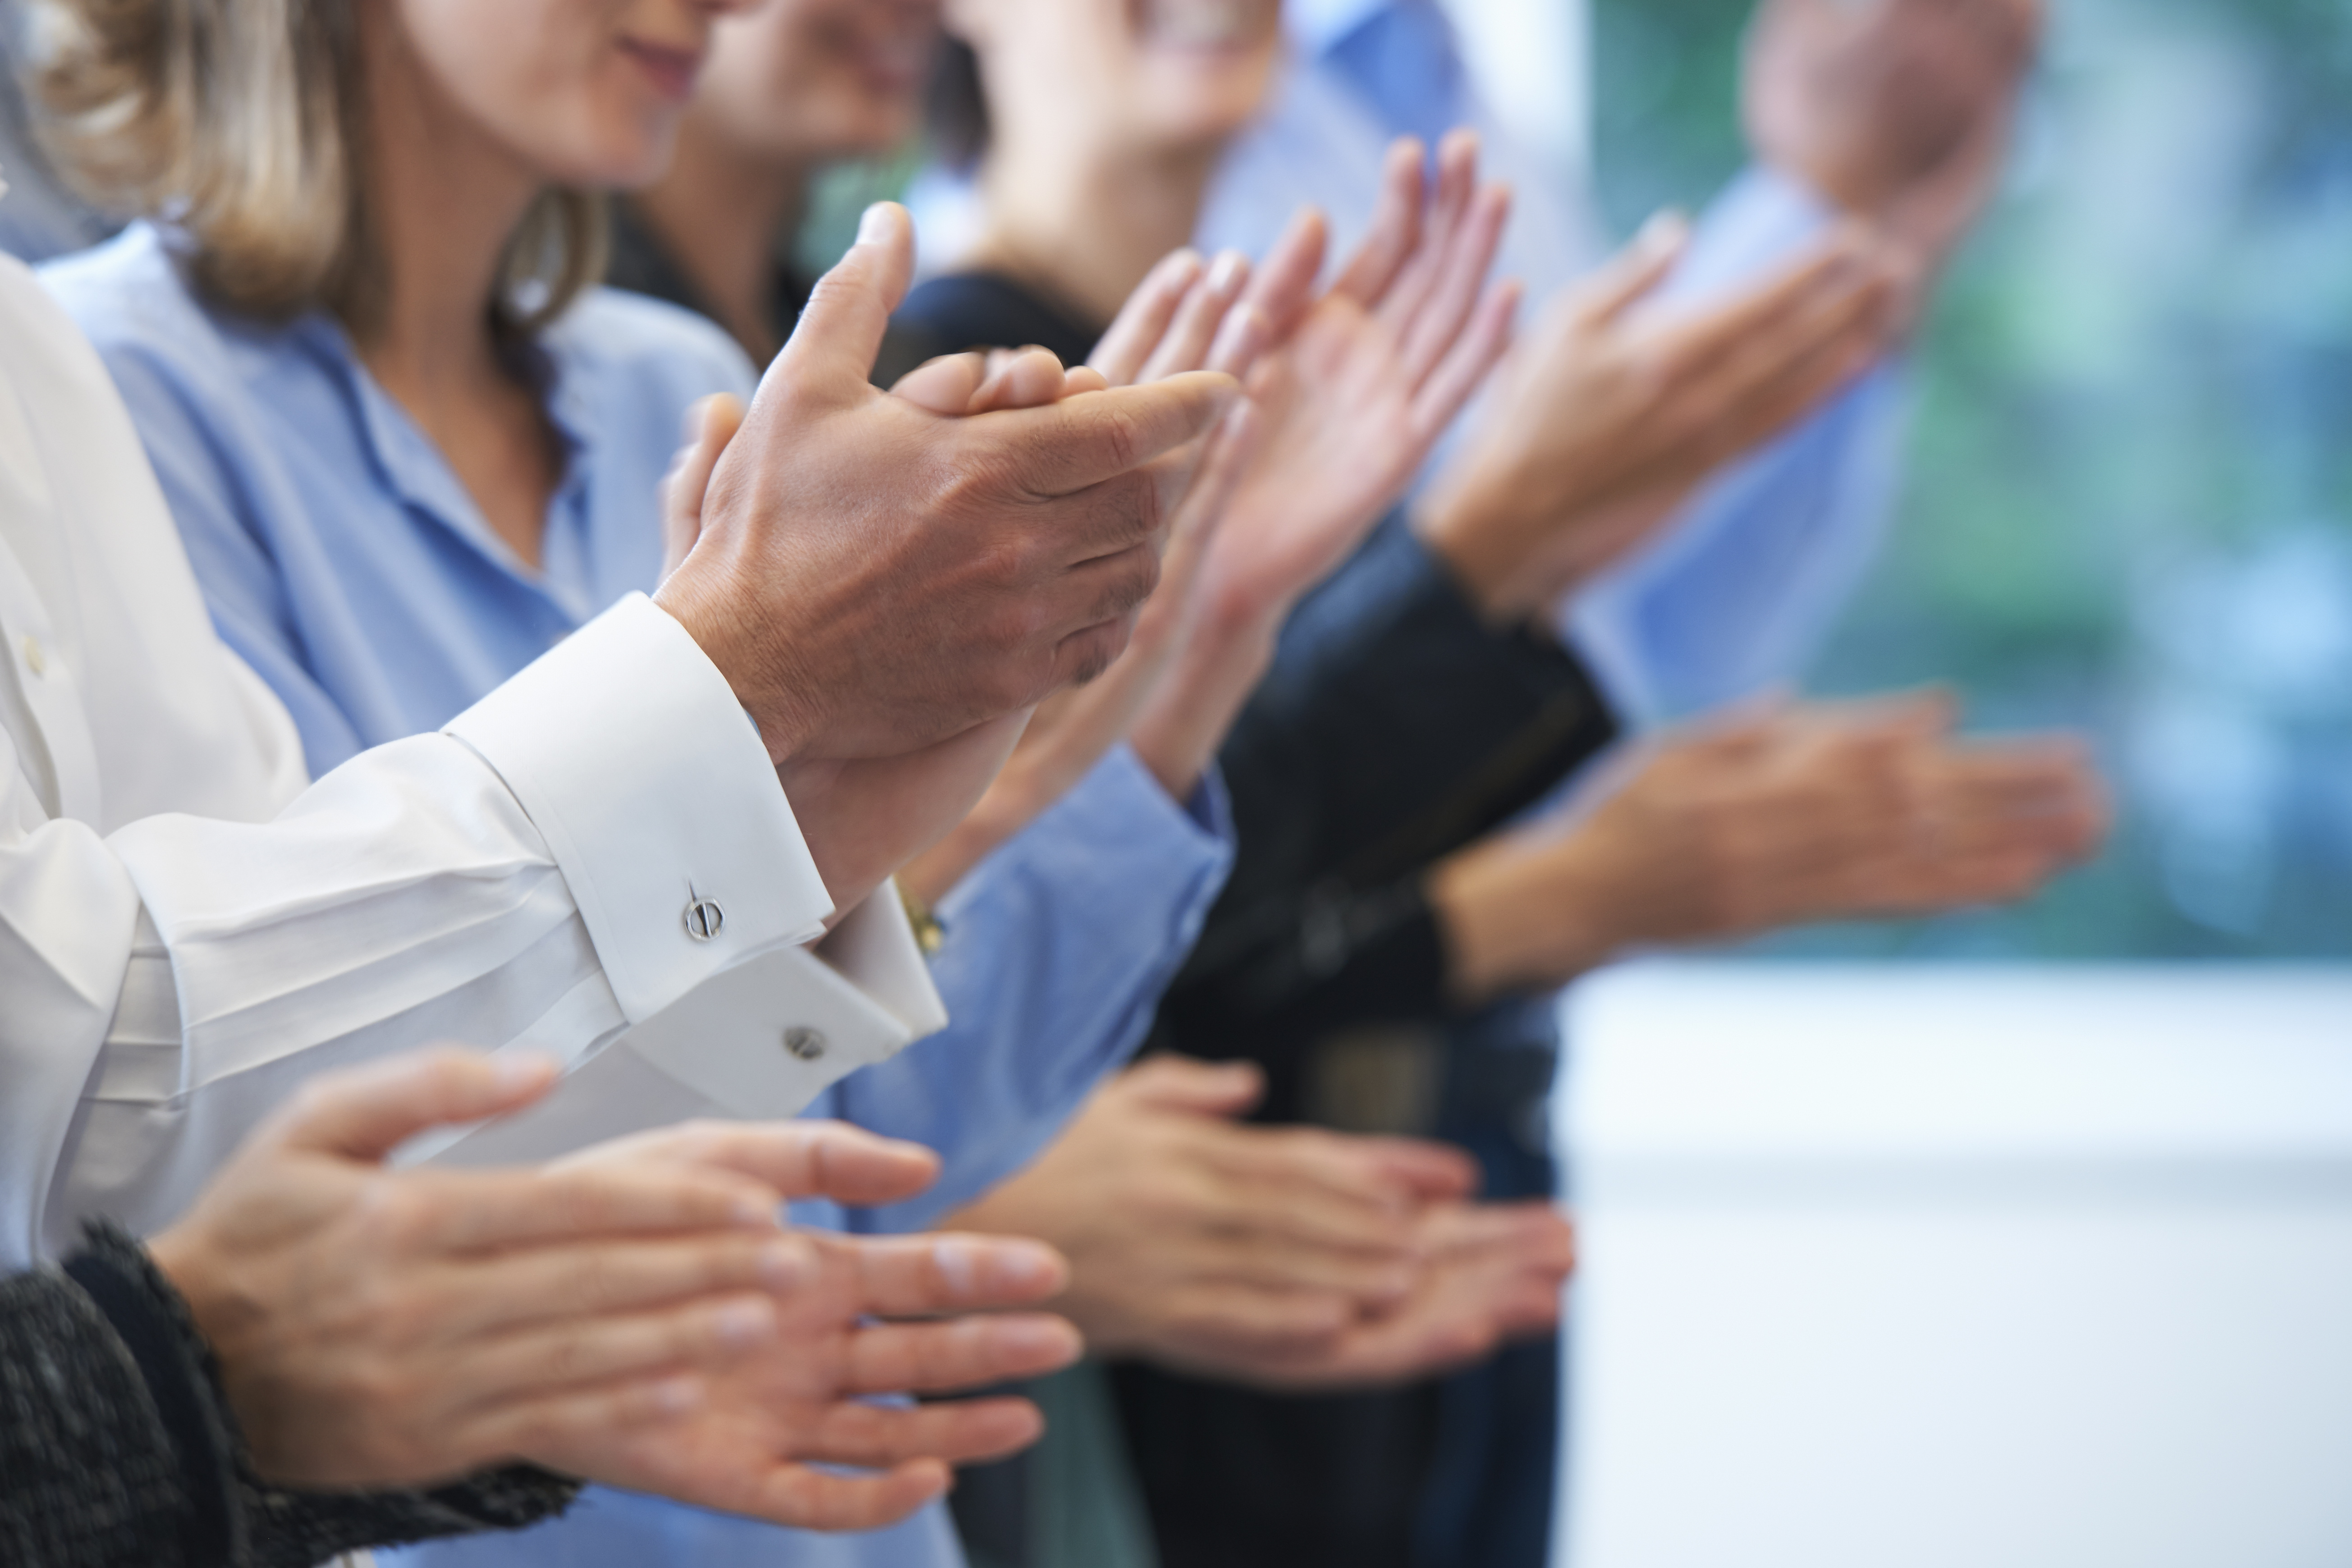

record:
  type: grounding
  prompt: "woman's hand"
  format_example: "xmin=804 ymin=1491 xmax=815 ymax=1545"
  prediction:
xmin=949 ymin=1055 xmax=1572 ymax=1390
xmin=148 ymin=1049 xmax=1079 ymax=1531
xmin=1416 ymin=215 xmax=1902 ymax=621
xmin=1430 ymin=693 xmax=2111 ymax=1002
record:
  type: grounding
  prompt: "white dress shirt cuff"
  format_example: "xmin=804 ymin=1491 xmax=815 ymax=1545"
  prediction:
xmin=444 ymin=591 xmax=832 ymax=1024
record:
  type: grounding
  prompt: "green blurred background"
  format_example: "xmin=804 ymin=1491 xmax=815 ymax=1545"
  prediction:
xmin=1593 ymin=0 xmax=2352 ymax=959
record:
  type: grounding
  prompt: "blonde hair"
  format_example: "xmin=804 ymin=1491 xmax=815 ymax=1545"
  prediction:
xmin=22 ymin=0 xmax=605 ymax=335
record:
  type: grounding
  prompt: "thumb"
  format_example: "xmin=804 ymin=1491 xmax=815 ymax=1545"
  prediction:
xmin=1120 ymin=1054 xmax=1267 ymax=1118
xmin=777 ymin=202 xmax=917 ymax=389
xmin=1573 ymin=209 xmax=1689 ymax=328
xmin=272 ymin=1047 xmax=560 ymax=1164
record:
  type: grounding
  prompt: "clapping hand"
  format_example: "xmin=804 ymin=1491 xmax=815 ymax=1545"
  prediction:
xmin=150 ymin=1050 xmax=1080 ymax=1530
xmin=949 ymin=1055 xmax=1573 ymax=1391
xmin=1432 ymin=692 xmax=2109 ymax=1001
xmin=1417 ymin=213 xmax=1900 ymax=620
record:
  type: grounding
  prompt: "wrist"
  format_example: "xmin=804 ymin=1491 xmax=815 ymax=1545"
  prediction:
xmin=1427 ymin=832 xmax=1619 ymax=1004
xmin=653 ymin=567 xmax=819 ymax=765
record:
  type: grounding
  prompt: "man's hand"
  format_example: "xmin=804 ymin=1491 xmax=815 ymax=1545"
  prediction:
xmin=149 ymin=1050 xmax=1081 ymax=1532
xmin=1415 ymin=216 xmax=1898 ymax=620
xmin=653 ymin=201 xmax=1237 ymax=766
xmin=949 ymin=1056 xmax=1483 ymax=1369
xmin=1430 ymin=692 xmax=2110 ymax=1003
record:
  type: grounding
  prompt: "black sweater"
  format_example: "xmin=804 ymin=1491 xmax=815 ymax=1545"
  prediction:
xmin=0 ymin=1224 xmax=577 ymax=1568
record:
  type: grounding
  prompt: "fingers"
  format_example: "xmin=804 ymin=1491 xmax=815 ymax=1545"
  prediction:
xmin=414 ymin=1162 xmax=789 ymax=1253
xmin=1569 ymin=210 xmax=1690 ymax=328
xmin=1090 ymin=248 xmax=1207 ymax=386
xmin=273 ymin=1048 xmax=560 ymax=1163
xmin=890 ymin=351 xmax=990 ymax=414
xmin=1330 ymin=136 xmax=1426 ymax=307
xmin=841 ymin=1312 xmax=1082 ymax=1398
xmin=1139 ymin=251 xmax=1252 ymax=383
xmin=1373 ymin=128 xmax=1480 ymax=331
xmin=778 ymin=202 xmax=917 ymax=390
xmin=743 ymin=1460 xmax=956 ymax=1535
xmin=1395 ymin=180 xmax=1514 ymax=392
xmin=966 ymin=347 xmax=1073 ymax=414
xmin=1409 ymin=277 xmax=1522 ymax=444
xmin=581 ymin=1120 xmax=944 ymax=1208
xmin=994 ymin=371 xmax=1238 ymax=500
xmin=1213 ymin=208 xmax=1329 ymax=374
xmin=1117 ymin=1054 xmax=1268 ymax=1117
xmin=1350 ymin=1137 xmax=1483 ymax=1203
xmin=836 ymin=1232 xmax=1069 ymax=1318
xmin=805 ymin=1397 xmax=1049 ymax=1472
xmin=660 ymin=394 xmax=744 ymax=582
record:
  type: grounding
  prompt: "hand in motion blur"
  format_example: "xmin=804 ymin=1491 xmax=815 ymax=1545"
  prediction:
xmin=1747 ymin=0 xmax=2043 ymax=306
xmin=1431 ymin=692 xmax=2110 ymax=1003
xmin=150 ymin=1048 xmax=1078 ymax=1532
xmin=900 ymin=133 xmax=1519 ymax=900
xmin=1416 ymin=214 xmax=1898 ymax=621
xmin=652 ymin=202 xmax=1236 ymax=909
xmin=949 ymin=1055 xmax=1573 ymax=1390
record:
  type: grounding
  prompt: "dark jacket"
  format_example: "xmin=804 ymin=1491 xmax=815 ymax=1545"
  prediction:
xmin=0 ymin=1224 xmax=576 ymax=1568
xmin=894 ymin=269 xmax=1615 ymax=1568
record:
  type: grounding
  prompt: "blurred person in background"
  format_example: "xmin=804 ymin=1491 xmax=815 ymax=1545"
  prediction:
xmin=900 ymin=0 xmax=2099 ymax=1565
xmin=5 ymin=1047 xmax=1083 ymax=1566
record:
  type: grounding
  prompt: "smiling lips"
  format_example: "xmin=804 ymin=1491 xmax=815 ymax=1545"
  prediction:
xmin=619 ymin=37 xmax=706 ymax=102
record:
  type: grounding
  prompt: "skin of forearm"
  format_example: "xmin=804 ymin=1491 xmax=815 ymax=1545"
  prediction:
xmin=1425 ymin=830 xmax=1628 ymax=1007
xmin=1128 ymin=588 xmax=1281 ymax=801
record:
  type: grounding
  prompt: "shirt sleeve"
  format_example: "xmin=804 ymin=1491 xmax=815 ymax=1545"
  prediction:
xmin=1564 ymin=165 xmax=1912 ymax=721
xmin=802 ymin=743 xmax=1237 ymax=1235
xmin=31 ymin=595 xmax=876 ymax=1255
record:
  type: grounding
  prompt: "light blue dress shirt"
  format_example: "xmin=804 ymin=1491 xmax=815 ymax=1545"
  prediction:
xmin=42 ymin=221 xmax=1233 ymax=1568
xmin=1196 ymin=0 xmax=1909 ymax=722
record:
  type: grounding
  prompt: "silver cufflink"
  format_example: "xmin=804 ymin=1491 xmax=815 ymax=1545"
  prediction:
xmin=683 ymin=888 xmax=725 ymax=942
xmin=783 ymin=1027 xmax=827 ymax=1062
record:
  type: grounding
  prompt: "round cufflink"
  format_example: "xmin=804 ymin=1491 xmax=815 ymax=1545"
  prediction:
xmin=683 ymin=894 xmax=725 ymax=942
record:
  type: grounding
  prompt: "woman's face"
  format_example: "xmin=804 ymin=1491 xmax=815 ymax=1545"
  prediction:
xmin=963 ymin=0 xmax=1285 ymax=159
xmin=391 ymin=0 xmax=747 ymax=188
xmin=694 ymin=0 xmax=941 ymax=169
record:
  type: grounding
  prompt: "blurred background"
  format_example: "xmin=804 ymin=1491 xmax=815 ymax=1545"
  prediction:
xmin=1585 ymin=0 xmax=2352 ymax=962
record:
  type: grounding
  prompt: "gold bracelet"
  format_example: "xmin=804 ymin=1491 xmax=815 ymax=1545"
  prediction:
xmin=898 ymin=883 xmax=947 ymax=958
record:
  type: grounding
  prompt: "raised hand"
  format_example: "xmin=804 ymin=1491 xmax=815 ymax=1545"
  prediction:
xmin=1430 ymin=692 xmax=2109 ymax=1003
xmin=653 ymin=201 xmax=1237 ymax=766
xmin=1416 ymin=215 xmax=1900 ymax=620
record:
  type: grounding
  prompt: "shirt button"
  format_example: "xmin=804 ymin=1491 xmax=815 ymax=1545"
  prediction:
xmin=21 ymin=635 xmax=45 ymax=678
xmin=783 ymin=1027 xmax=827 ymax=1062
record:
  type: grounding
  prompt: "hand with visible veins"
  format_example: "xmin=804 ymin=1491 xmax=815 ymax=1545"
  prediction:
xmin=651 ymin=202 xmax=1237 ymax=912
xmin=148 ymin=1050 xmax=1081 ymax=1531
xmin=1415 ymin=213 xmax=1901 ymax=622
xmin=1429 ymin=692 xmax=2110 ymax=1004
